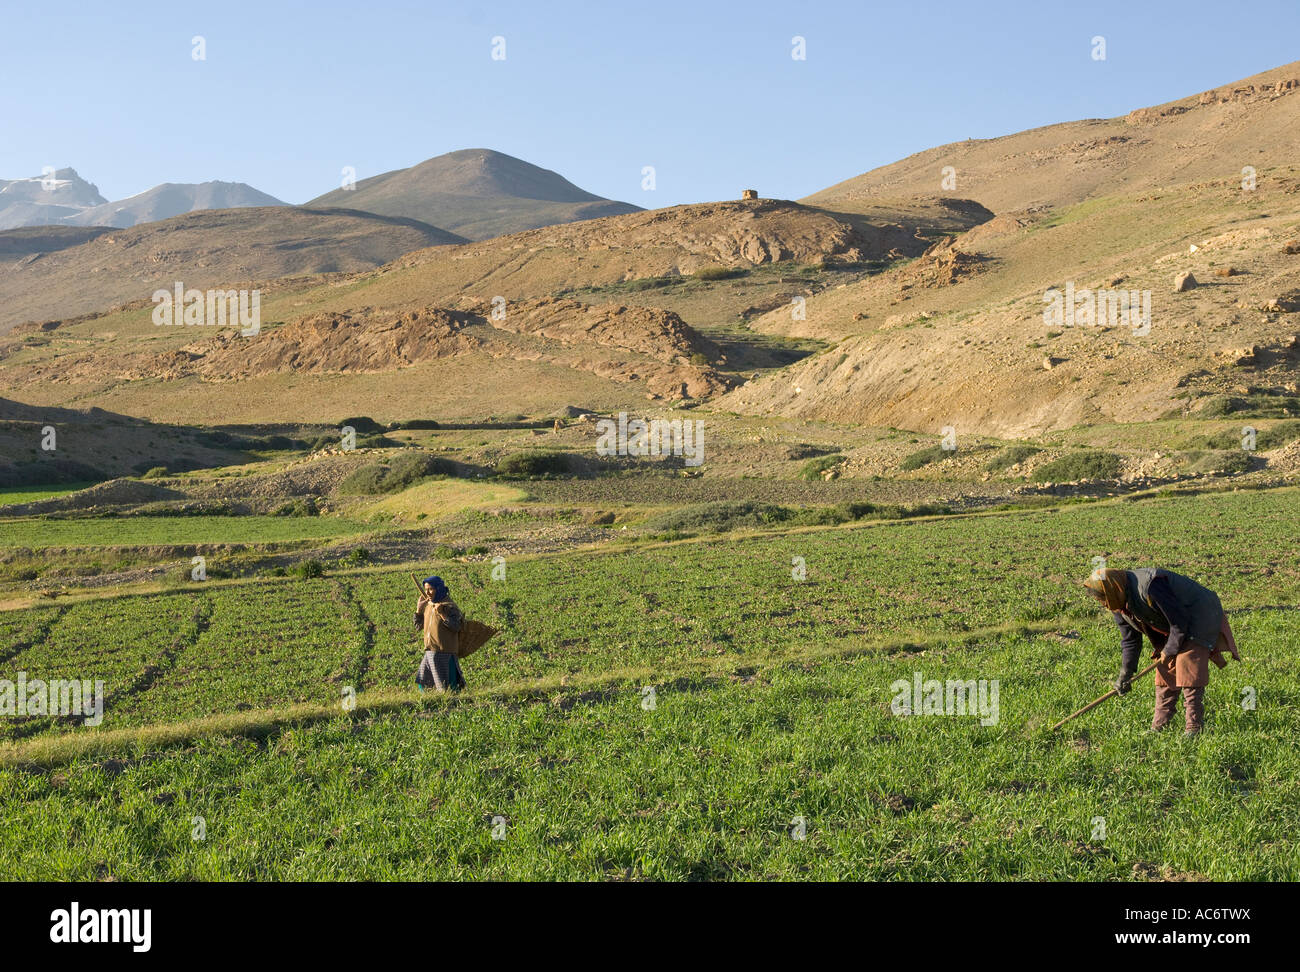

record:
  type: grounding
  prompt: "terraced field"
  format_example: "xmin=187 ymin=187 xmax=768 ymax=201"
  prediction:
xmin=1 ymin=487 xmax=1297 ymax=879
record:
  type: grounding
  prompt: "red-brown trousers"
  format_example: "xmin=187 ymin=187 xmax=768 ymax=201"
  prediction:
xmin=1152 ymin=647 xmax=1209 ymax=733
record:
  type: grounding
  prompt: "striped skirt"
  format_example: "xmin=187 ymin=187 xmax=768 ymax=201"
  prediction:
xmin=416 ymin=650 xmax=464 ymax=691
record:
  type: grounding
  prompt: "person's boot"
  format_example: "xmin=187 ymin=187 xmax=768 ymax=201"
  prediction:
xmin=1183 ymin=686 xmax=1205 ymax=736
xmin=1151 ymin=685 xmax=1179 ymax=731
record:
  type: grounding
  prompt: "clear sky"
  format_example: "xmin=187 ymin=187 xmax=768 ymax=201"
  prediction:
xmin=3 ymin=0 xmax=1297 ymax=209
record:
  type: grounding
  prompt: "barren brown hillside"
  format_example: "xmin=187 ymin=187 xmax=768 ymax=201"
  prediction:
xmin=349 ymin=197 xmax=989 ymax=311
xmin=1 ymin=295 xmax=730 ymax=416
xmin=706 ymin=61 xmax=1300 ymax=437
xmin=305 ymin=148 xmax=642 ymax=241
xmin=803 ymin=62 xmax=1300 ymax=213
xmin=0 ymin=207 xmax=466 ymax=333
xmin=0 ymin=197 xmax=985 ymax=422
xmin=723 ymin=173 xmax=1300 ymax=435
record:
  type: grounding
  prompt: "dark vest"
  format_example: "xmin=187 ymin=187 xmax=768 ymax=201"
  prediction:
xmin=1124 ymin=568 xmax=1223 ymax=650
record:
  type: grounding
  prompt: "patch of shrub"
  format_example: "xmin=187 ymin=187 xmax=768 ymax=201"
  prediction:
xmin=341 ymin=547 xmax=371 ymax=567
xmin=1187 ymin=450 xmax=1252 ymax=475
xmin=0 ymin=459 xmax=109 ymax=488
xmin=244 ymin=434 xmax=307 ymax=451
xmin=141 ymin=466 xmax=170 ymax=479
xmin=1257 ymin=420 xmax=1300 ymax=451
xmin=642 ymin=501 xmax=779 ymax=534
xmin=338 ymin=465 xmax=389 ymax=496
xmin=387 ymin=419 xmax=441 ymax=430
xmin=798 ymin=455 xmax=843 ymax=481
xmin=496 ymin=451 xmax=573 ymax=478
xmin=1199 ymin=420 xmax=1300 ymax=451
xmin=693 ymin=266 xmax=745 ymax=281
xmin=624 ymin=276 xmax=677 ymax=292
xmin=337 ymin=452 xmax=454 ymax=495
xmin=838 ymin=502 xmax=879 ymax=519
xmin=899 ymin=445 xmax=955 ymax=472
xmin=783 ymin=506 xmax=853 ymax=527
xmin=338 ymin=416 xmax=385 ymax=435
xmin=985 ymin=445 xmax=1042 ymax=473
xmin=1032 ymin=450 xmax=1123 ymax=482
xmin=161 ymin=568 xmax=192 ymax=589
xmin=383 ymin=452 xmax=456 ymax=491
xmin=291 ymin=559 xmax=325 ymax=579
xmin=1202 ymin=428 xmax=1244 ymax=450
xmin=357 ymin=434 xmax=402 ymax=449
xmin=271 ymin=498 xmax=319 ymax=516
xmin=1198 ymin=392 xmax=1299 ymax=419
xmin=194 ymin=429 xmax=235 ymax=447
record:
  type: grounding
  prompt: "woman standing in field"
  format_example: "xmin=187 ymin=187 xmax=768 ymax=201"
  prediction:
xmin=1083 ymin=567 xmax=1239 ymax=735
xmin=415 ymin=575 xmax=466 ymax=692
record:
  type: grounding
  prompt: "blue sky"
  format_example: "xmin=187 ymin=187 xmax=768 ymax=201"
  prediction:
xmin=2 ymin=0 xmax=1296 ymax=209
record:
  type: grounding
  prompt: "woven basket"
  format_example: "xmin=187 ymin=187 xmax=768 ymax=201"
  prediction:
xmin=457 ymin=620 xmax=498 ymax=659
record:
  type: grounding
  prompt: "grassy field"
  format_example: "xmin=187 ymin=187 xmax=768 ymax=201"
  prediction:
xmin=0 ymin=484 xmax=97 ymax=507
xmin=0 ymin=515 xmax=373 ymax=549
xmin=1 ymin=487 xmax=1297 ymax=879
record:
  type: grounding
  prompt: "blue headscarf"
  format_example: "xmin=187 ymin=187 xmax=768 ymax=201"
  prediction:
xmin=422 ymin=575 xmax=449 ymax=601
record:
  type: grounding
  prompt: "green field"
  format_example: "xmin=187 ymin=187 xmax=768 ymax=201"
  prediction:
xmin=0 ymin=483 xmax=98 ymax=507
xmin=1 ymin=487 xmax=1297 ymax=879
xmin=0 ymin=514 xmax=372 ymax=549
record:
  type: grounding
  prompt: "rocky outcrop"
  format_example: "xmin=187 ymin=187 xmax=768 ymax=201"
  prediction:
xmin=136 ymin=308 xmax=484 ymax=380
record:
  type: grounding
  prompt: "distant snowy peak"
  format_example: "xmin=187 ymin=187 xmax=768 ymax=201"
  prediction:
xmin=69 ymin=181 xmax=288 ymax=228
xmin=0 ymin=170 xmax=286 ymax=230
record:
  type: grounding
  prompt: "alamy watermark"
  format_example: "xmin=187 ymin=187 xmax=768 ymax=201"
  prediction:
xmin=1 ymin=672 xmax=104 ymax=726
xmin=1043 ymin=281 xmax=1150 ymax=335
xmin=152 ymin=282 xmax=260 ymax=336
xmin=595 ymin=412 xmax=704 ymax=466
xmin=891 ymin=672 xmax=999 ymax=726
xmin=50 ymin=902 xmax=150 ymax=952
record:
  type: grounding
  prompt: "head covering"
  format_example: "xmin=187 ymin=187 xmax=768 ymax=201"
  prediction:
xmin=423 ymin=575 xmax=449 ymax=601
xmin=1083 ymin=568 xmax=1128 ymax=612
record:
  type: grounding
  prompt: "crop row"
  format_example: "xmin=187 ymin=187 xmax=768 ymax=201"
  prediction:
xmin=1 ymin=488 xmax=1297 ymax=740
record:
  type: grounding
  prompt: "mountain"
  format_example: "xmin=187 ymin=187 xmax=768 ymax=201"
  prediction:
xmin=721 ymin=61 xmax=1300 ymax=435
xmin=0 ymin=193 xmax=988 ymax=421
xmin=69 ymin=181 xmax=288 ymax=228
xmin=803 ymin=61 xmax=1300 ymax=214
xmin=8 ymin=59 xmax=1300 ymax=436
xmin=0 ymin=207 xmax=466 ymax=332
xmin=0 ymin=169 xmax=290 ymax=231
xmin=0 ymin=168 xmax=106 ymax=230
xmin=304 ymin=148 xmax=642 ymax=241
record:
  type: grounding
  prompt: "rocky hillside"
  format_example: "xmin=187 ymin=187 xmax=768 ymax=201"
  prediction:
xmin=711 ymin=62 xmax=1300 ymax=437
xmin=0 ymin=189 xmax=995 ymax=422
xmin=5 ymin=296 xmax=729 ymax=407
xmin=355 ymin=196 xmax=991 ymax=311
xmin=0 ymin=207 xmax=466 ymax=333
xmin=723 ymin=179 xmax=1300 ymax=436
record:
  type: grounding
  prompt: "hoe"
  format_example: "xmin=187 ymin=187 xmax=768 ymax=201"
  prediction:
xmin=1050 ymin=660 xmax=1159 ymax=732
